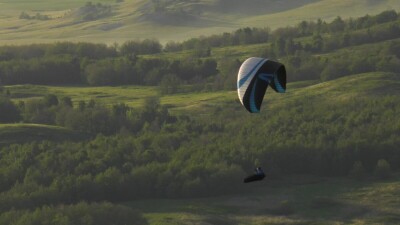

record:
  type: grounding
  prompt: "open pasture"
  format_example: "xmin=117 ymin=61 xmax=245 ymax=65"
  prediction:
xmin=1 ymin=0 xmax=400 ymax=44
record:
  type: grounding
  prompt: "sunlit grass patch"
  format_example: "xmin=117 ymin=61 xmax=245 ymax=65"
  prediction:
xmin=1 ymin=0 xmax=400 ymax=44
xmin=0 ymin=123 xmax=90 ymax=146
xmin=6 ymin=72 xmax=399 ymax=113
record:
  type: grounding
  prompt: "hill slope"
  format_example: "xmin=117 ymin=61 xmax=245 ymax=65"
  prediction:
xmin=1 ymin=72 xmax=399 ymax=224
xmin=0 ymin=123 xmax=91 ymax=146
xmin=1 ymin=0 xmax=400 ymax=44
xmin=127 ymin=175 xmax=400 ymax=225
xmin=6 ymin=72 xmax=400 ymax=112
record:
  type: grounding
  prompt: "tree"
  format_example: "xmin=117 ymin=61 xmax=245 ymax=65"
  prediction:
xmin=142 ymin=96 xmax=160 ymax=122
xmin=272 ymin=37 xmax=285 ymax=56
xmin=285 ymin=38 xmax=295 ymax=55
xmin=329 ymin=16 xmax=345 ymax=33
xmin=349 ymin=161 xmax=365 ymax=180
xmin=85 ymin=60 xmax=116 ymax=86
xmin=43 ymin=94 xmax=59 ymax=107
xmin=120 ymin=39 xmax=162 ymax=56
xmin=0 ymin=79 xmax=3 ymax=94
xmin=375 ymin=10 xmax=398 ymax=24
xmin=312 ymin=33 xmax=323 ymax=52
xmin=298 ymin=21 xmax=309 ymax=36
xmin=374 ymin=159 xmax=391 ymax=179
xmin=159 ymin=73 xmax=181 ymax=95
xmin=0 ymin=97 xmax=21 ymax=123
xmin=60 ymin=96 xmax=73 ymax=108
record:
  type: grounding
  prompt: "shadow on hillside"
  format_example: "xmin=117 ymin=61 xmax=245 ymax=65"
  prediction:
xmin=212 ymin=0 xmax=322 ymax=15
xmin=137 ymin=0 xmax=321 ymax=26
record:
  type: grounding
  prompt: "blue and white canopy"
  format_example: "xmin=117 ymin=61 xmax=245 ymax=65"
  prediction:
xmin=237 ymin=57 xmax=286 ymax=113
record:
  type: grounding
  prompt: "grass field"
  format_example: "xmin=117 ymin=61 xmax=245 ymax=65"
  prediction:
xmin=126 ymin=175 xmax=400 ymax=225
xmin=1 ymin=0 xmax=400 ymax=44
xmin=6 ymin=72 xmax=399 ymax=112
xmin=6 ymin=84 xmax=234 ymax=112
xmin=0 ymin=123 xmax=91 ymax=146
xmin=1 ymin=72 xmax=399 ymax=224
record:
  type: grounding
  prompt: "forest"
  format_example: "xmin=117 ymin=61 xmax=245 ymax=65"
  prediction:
xmin=0 ymin=10 xmax=399 ymax=224
xmin=0 ymin=10 xmax=399 ymax=87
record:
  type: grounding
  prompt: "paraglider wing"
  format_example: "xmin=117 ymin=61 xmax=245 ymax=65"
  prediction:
xmin=237 ymin=57 xmax=286 ymax=113
xmin=243 ymin=174 xmax=265 ymax=183
xmin=244 ymin=167 xmax=266 ymax=183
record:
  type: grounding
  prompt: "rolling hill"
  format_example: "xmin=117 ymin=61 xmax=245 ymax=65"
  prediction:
xmin=1 ymin=0 xmax=400 ymax=44
xmin=6 ymin=71 xmax=400 ymax=112
xmin=1 ymin=1 xmax=399 ymax=224
xmin=127 ymin=175 xmax=400 ymax=224
xmin=0 ymin=72 xmax=400 ymax=224
xmin=0 ymin=123 xmax=91 ymax=146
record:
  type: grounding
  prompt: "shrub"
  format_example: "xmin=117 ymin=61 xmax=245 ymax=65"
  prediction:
xmin=374 ymin=159 xmax=391 ymax=179
xmin=349 ymin=161 xmax=365 ymax=180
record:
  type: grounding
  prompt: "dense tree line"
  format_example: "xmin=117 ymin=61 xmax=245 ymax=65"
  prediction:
xmin=269 ymin=19 xmax=400 ymax=57
xmin=164 ymin=10 xmax=399 ymax=51
xmin=84 ymin=57 xmax=218 ymax=86
xmin=0 ymin=11 xmax=400 ymax=220
xmin=164 ymin=27 xmax=272 ymax=52
xmin=279 ymin=40 xmax=400 ymax=82
xmin=0 ymin=79 xmax=399 ymax=213
xmin=0 ymin=94 xmax=175 ymax=135
xmin=0 ymin=45 xmax=218 ymax=87
xmin=0 ymin=10 xmax=399 ymax=88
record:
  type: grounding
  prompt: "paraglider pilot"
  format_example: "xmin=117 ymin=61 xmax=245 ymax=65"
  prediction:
xmin=244 ymin=167 xmax=265 ymax=183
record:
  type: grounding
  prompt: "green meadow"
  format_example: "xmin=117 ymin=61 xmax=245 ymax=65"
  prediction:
xmin=6 ymin=71 xmax=399 ymax=110
xmin=1 ymin=0 xmax=400 ymax=44
xmin=1 ymin=1 xmax=400 ymax=224
xmin=127 ymin=175 xmax=400 ymax=225
xmin=4 ymin=71 xmax=398 ymax=147
xmin=2 ymin=71 xmax=399 ymax=224
xmin=0 ymin=123 xmax=90 ymax=146
xmin=6 ymin=84 xmax=233 ymax=111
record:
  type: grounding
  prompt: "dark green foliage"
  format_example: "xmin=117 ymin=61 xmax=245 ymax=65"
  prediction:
xmin=23 ymin=99 xmax=55 ymax=124
xmin=375 ymin=10 xmax=398 ymax=24
xmin=120 ymin=39 xmax=162 ymax=55
xmin=19 ymin=11 xmax=50 ymax=20
xmin=1 ymin=10 xmax=400 ymax=87
xmin=76 ymin=2 xmax=112 ymax=21
xmin=60 ymin=97 xmax=73 ymax=108
xmin=43 ymin=94 xmax=59 ymax=107
xmin=192 ymin=46 xmax=211 ymax=57
xmin=0 ymin=97 xmax=21 ymax=123
xmin=84 ymin=58 xmax=132 ymax=86
xmin=213 ymin=58 xmax=241 ymax=90
xmin=1 ymin=80 xmax=399 ymax=212
xmin=159 ymin=73 xmax=181 ymax=94
xmin=18 ymin=95 xmax=175 ymax=135
xmin=374 ymin=159 xmax=391 ymax=179
xmin=349 ymin=161 xmax=365 ymax=180
xmin=0 ymin=10 xmax=399 ymax=220
xmin=0 ymin=56 xmax=82 ymax=85
xmin=165 ymin=10 xmax=398 ymax=51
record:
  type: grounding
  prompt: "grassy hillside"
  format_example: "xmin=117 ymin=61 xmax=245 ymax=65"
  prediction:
xmin=1 ymin=0 xmax=400 ymax=44
xmin=6 ymin=84 xmax=232 ymax=110
xmin=6 ymin=72 xmax=399 ymax=112
xmin=127 ymin=175 xmax=400 ymax=224
xmin=0 ymin=123 xmax=91 ymax=146
xmin=1 ymin=72 xmax=399 ymax=224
